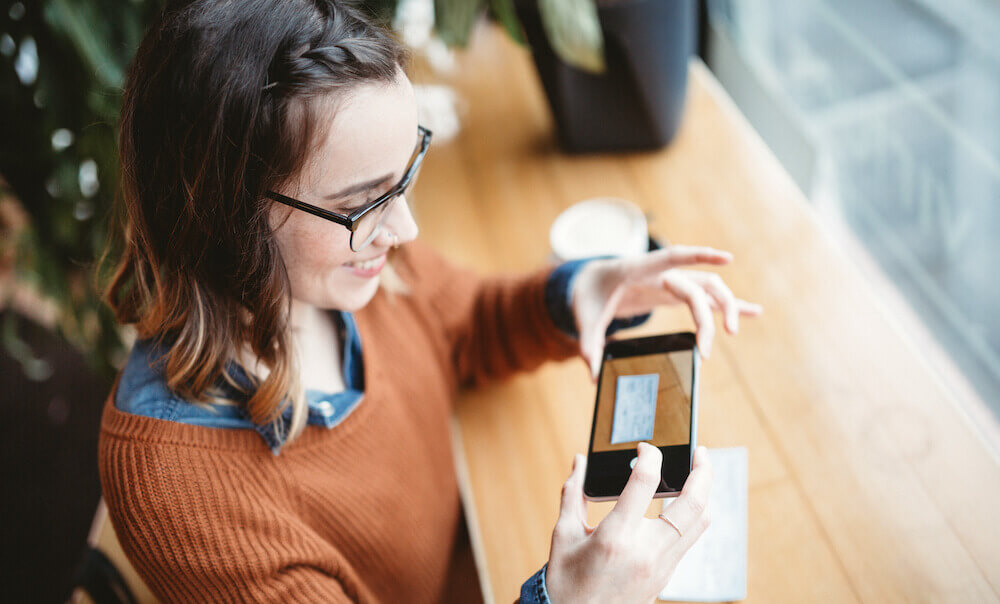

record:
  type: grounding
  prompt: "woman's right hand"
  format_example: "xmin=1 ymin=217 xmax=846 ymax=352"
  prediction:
xmin=544 ymin=443 xmax=713 ymax=604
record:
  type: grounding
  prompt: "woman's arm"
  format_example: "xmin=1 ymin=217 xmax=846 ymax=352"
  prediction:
xmin=395 ymin=241 xmax=761 ymax=388
xmin=395 ymin=240 xmax=586 ymax=388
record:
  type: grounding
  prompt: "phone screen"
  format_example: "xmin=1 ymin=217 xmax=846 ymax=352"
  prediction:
xmin=585 ymin=334 xmax=698 ymax=500
xmin=595 ymin=350 xmax=693 ymax=451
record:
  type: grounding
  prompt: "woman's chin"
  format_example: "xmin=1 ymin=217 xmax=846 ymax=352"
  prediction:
xmin=332 ymin=277 xmax=381 ymax=312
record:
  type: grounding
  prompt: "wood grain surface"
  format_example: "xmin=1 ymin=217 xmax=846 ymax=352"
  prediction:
xmin=410 ymin=24 xmax=1000 ymax=604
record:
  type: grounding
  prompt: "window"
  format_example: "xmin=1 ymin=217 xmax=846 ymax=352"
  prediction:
xmin=707 ymin=0 xmax=1000 ymax=417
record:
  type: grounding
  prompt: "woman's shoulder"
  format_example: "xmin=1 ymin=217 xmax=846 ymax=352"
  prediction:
xmin=101 ymin=340 xmax=296 ymax=457
xmin=114 ymin=338 xmax=250 ymax=428
xmin=115 ymin=337 xmax=183 ymax=419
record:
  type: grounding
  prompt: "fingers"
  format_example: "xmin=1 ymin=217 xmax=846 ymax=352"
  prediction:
xmin=555 ymin=454 xmax=591 ymax=541
xmin=623 ymin=245 xmax=732 ymax=281
xmin=658 ymin=446 xmax=713 ymax=544
xmin=698 ymin=273 xmax=740 ymax=335
xmin=737 ymin=299 xmax=764 ymax=317
xmin=608 ymin=442 xmax=663 ymax=524
xmin=703 ymin=297 xmax=763 ymax=318
xmin=580 ymin=321 xmax=609 ymax=382
xmin=579 ymin=287 xmax=624 ymax=381
xmin=695 ymin=275 xmax=763 ymax=323
xmin=662 ymin=273 xmax=715 ymax=359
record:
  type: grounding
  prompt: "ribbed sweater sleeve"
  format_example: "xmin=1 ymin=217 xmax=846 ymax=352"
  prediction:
xmin=396 ymin=240 xmax=582 ymax=389
xmin=99 ymin=419 xmax=358 ymax=603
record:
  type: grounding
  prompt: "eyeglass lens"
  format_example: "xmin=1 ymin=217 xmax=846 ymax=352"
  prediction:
xmin=351 ymin=197 xmax=396 ymax=252
xmin=349 ymin=135 xmax=426 ymax=252
xmin=350 ymin=167 xmax=422 ymax=252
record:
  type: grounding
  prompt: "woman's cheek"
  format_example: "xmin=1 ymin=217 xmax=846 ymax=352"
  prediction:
xmin=315 ymin=230 xmax=354 ymax=268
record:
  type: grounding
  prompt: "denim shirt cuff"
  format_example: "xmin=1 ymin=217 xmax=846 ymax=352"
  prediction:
xmin=544 ymin=256 xmax=652 ymax=340
xmin=519 ymin=562 xmax=552 ymax=603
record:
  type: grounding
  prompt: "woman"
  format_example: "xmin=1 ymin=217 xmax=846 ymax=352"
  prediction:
xmin=97 ymin=0 xmax=762 ymax=602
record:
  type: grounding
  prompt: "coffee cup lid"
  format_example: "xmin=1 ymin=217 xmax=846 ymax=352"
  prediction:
xmin=550 ymin=198 xmax=648 ymax=261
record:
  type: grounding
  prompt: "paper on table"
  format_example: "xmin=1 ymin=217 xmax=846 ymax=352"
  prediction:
xmin=611 ymin=373 xmax=659 ymax=444
xmin=659 ymin=447 xmax=748 ymax=602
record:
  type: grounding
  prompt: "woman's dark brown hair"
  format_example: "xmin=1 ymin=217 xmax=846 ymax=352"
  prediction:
xmin=99 ymin=0 xmax=407 ymax=443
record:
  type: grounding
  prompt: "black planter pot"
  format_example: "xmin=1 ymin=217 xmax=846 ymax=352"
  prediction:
xmin=514 ymin=0 xmax=697 ymax=153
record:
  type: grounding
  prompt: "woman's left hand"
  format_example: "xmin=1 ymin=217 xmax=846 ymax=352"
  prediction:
xmin=570 ymin=244 xmax=763 ymax=380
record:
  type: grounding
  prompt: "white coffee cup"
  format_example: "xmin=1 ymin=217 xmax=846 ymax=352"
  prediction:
xmin=550 ymin=197 xmax=649 ymax=262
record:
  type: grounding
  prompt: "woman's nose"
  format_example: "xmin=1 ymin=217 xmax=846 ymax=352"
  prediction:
xmin=377 ymin=194 xmax=419 ymax=245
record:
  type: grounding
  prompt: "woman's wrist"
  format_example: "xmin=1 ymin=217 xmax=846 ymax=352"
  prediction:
xmin=542 ymin=559 xmax=571 ymax=604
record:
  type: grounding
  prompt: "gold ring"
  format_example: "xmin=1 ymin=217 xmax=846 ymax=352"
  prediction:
xmin=658 ymin=512 xmax=682 ymax=537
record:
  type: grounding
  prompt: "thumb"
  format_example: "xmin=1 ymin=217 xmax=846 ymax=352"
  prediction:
xmin=579 ymin=327 xmax=604 ymax=383
xmin=584 ymin=346 xmax=601 ymax=383
xmin=580 ymin=299 xmax=621 ymax=382
xmin=556 ymin=454 xmax=590 ymax=540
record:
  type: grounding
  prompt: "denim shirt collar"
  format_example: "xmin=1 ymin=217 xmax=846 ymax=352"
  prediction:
xmin=229 ymin=310 xmax=365 ymax=455
xmin=119 ymin=310 xmax=366 ymax=456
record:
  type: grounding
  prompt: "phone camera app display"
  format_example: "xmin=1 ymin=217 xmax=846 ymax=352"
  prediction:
xmin=594 ymin=350 xmax=693 ymax=452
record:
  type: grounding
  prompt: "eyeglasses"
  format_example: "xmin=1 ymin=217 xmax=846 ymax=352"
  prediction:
xmin=265 ymin=125 xmax=432 ymax=252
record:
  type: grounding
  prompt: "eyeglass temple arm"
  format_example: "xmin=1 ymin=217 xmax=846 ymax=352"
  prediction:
xmin=266 ymin=191 xmax=354 ymax=229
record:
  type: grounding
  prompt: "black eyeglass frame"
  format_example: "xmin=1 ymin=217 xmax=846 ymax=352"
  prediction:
xmin=265 ymin=125 xmax=432 ymax=251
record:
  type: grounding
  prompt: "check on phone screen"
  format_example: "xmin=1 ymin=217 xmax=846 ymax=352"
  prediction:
xmin=611 ymin=374 xmax=660 ymax=444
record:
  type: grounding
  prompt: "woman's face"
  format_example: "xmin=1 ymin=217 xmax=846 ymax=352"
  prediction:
xmin=269 ymin=68 xmax=421 ymax=312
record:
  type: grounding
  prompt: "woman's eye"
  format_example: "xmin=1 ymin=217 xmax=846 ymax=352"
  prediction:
xmin=341 ymin=188 xmax=388 ymax=212
xmin=340 ymin=200 xmax=369 ymax=213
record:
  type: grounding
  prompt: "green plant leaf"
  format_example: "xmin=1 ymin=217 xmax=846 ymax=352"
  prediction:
xmin=434 ymin=0 xmax=488 ymax=47
xmin=538 ymin=0 xmax=605 ymax=73
xmin=43 ymin=0 xmax=124 ymax=89
xmin=489 ymin=0 xmax=525 ymax=45
xmin=0 ymin=0 xmax=156 ymax=380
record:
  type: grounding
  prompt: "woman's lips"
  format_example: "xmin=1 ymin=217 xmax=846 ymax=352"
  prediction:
xmin=344 ymin=253 xmax=387 ymax=278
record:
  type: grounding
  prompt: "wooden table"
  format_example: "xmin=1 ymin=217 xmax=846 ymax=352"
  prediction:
xmin=412 ymin=25 xmax=1000 ymax=604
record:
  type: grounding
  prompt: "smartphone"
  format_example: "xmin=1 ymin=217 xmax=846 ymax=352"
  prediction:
xmin=583 ymin=332 xmax=700 ymax=501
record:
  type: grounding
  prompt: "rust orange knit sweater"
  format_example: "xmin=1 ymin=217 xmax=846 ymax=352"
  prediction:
xmin=98 ymin=241 xmax=581 ymax=603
